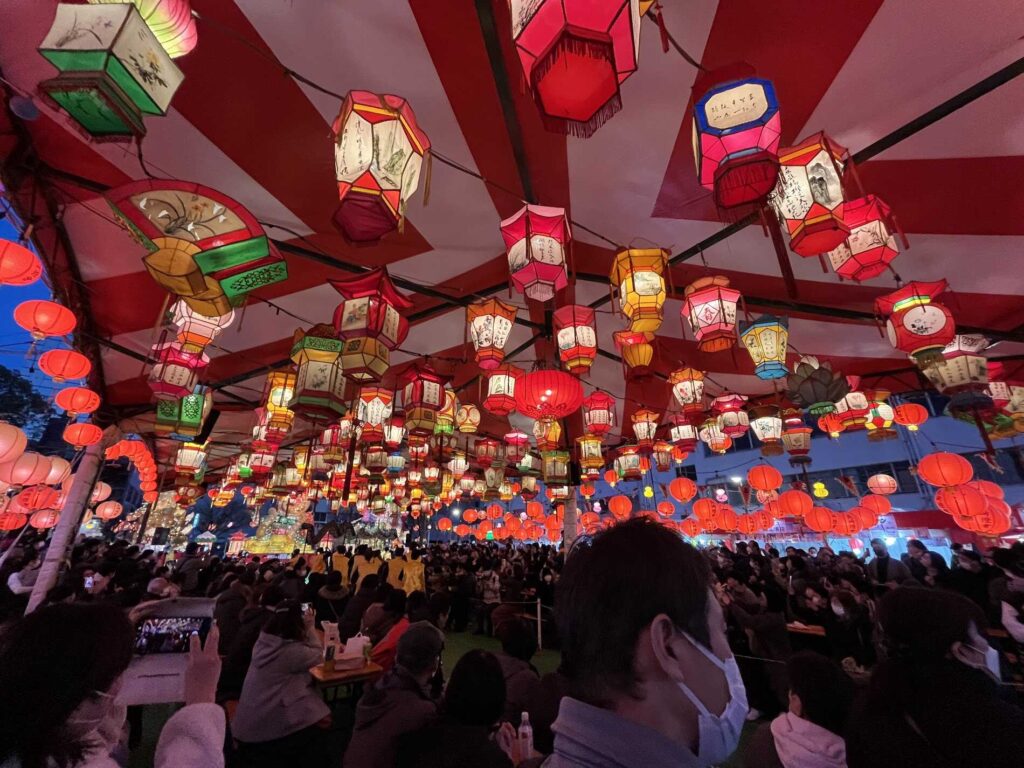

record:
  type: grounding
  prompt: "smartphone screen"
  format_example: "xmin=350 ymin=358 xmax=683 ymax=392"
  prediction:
xmin=83 ymin=576 xmax=95 ymax=590
xmin=134 ymin=616 xmax=211 ymax=655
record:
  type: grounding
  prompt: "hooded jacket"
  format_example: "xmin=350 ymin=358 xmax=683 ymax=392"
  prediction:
xmin=343 ymin=665 xmax=438 ymax=768
xmin=495 ymin=652 xmax=541 ymax=725
xmin=743 ymin=713 xmax=846 ymax=768
xmin=230 ymin=630 xmax=329 ymax=744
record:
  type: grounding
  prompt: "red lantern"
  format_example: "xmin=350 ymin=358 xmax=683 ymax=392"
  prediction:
xmin=0 ymin=422 xmax=28 ymax=465
xmin=54 ymin=386 xmax=101 ymax=417
xmin=747 ymin=465 xmax=782 ymax=492
xmin=716 ymin=505 xmax=739 ymax=531
xmin=692 ymin=65 xmax=781 ymax=209
xmin=0 ymin=240 xmax=43 ymax=286
xmin=14 ymin=300 xmax=77 ymax=340
xmin=826 ymin=196 xmax=901 ymax=281
xmin=29 ymin=509 xmax=59 ymax=529
xmin=401 ymin=362 xmax=449 ymax=436
xmin=514 ymin=369 xmax=584 ymax=421
xmin=736 ymin=514 xmax=758 ymax=536
xmin=501 ymin=205 xmax=570 ymax=302
xmin=968 ymin=479 xmax=1004 ymax=500
xmin=38 ymin=348 xmax=92 ymax=383
xmin=330 ymin=268 xmax=413 ymax=382
xmin=148 ymin=343 xmax=208 ymax=400
xmin=772 ymin=133 xmax=849 ymax=257
xmin=608 ymin=494 xmax=632 ymax=521
xmin=804 ymin=506 xmax=835 ymax=533
xmin=681 ymin=276 xmax=741 ymax=353
xmin=875 ymin=280 xmax=956 ymax=368
xmin=437 ymin=517 xmax=453 ymax=532
xmin=712 ymin=393 xmax=749 ymax=439
xmin=483 ymin=364 xmax=523 ymax=417
xmin=95 ymin=500 xmax=123 ymax=520
xmin=850 ymin=506 xmax=879 ymax=531
xmin=917 ymin=452 xmax=973 ymax=487
xmin=15 ymin=485 xmax=59 ymax=511
xmin=778 ymin=490 xmax=813 ymax=519
xmin=509 ymin=0 xmax=639 ymax=137
xmin=0 ymin=513 xmax=27 ymax=531
xmin=526 ymin=501 xmax=544 ymax=519
xmin=552 ymin=304 xmax=598 ymax=375
xmin=680 ymin=518 xmax=701 ymax=538
xmin=613 ymin=330 xmax=654 ymax=376
xmin=867 ymin=473 xmax=898 ymax=495
xmin=936 ymin=485 xmax=988 ymax=518
xmin=582 ymin=392 xmax=616 ymax=436
xmin=467 ymin=299 xmax=518 ymax=370
xmin=692 ymin=498 xmax=718 ymax=525
xmin=975 ymin=498 xmax=1012 ymax=536
xmin=860 ymin=494 xmax=892 ymax=516
xmin=332 ymin=91 xmax=430 ymax=245
xmin=833 ymin=513 xmax=861 ymax=536
xmin=603 ymin=469 xmax=618 ymax=487
xmin=64 ymin=422 xmax=103 ymax=449
xmin=668 ymin=477 xmax=697 ymax=503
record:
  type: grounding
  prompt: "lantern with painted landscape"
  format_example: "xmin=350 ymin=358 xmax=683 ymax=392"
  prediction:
xmin=781 ymin=409 xmax=812 ymax=466
xmin=921 ymin=335 xmax=991 ymax=408
xmin=771 ymin=133 xmax=849 ymax=257
xmin=332 ymin=91 xmax=430 ymax=244
xmin=467 ymin=299 xmax=517 ymax=370
xmin=330 ymin=268 xmax=413 ymax=382
xmin=826 ymin=196 xmax=901 ymax=282
xmin=509 ymin=0 xmax=641 ymax=137
xmin=574 ymin=434 xmax=604 ymax=475
xmin=668 ymin=367 xmax=705 ymax=416
xmin=669 ymin=415 xmax=699 ymax=452
xmin=148 ymin=343 xmax=207 ymax=401
xmin=609 ymin=248 xmax=669 ymax=333
xmin=501 ymin=205 xmax=570 ymax=302
xmin=875 ymin=280 xmax=956 ymax=368
xmin=289 ymin=324 xmax=346 ymax=421
xmin=712 ymin=393 xmax=749 ymax=439
xmin=613 ymin=330 xmax=654 ymax=376
xmin=483 ymin=364 xmax=523 ymax=417
xmin=552 ymin=304 xmax=597 ymax=375
xmin=614 ymin=445 xmax=643 ymax=481
xmin=402 ymin=362 xmax=448 ymax=437
xmin=740 ymin=315 xmax=789 ymax=379
xmin=748 ymin=405 xmax=784 ymax=456
xmin=681 ymin=276 xmax=741 ymax=353
xmin=691 ymin=65 xmax=781 ymax=209
xmin=630 ymin=408 xmax=660 ymax=450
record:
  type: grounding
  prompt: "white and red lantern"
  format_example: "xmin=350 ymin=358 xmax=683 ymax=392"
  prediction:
xmin=582 ymin=391 xmax=616 ymax=436
xmin=669 ymin=415 xmax=699 ymax=452
xmin=826 ymin=196 xmax=901 ymax=282
xmin=330 ymin=267 xmax=413 ymax=382
xmin=148 ymin=343 xmax=207 ymax=400
xmin=630 ymin=408 xmax=660 ymax=450
xmin=875 ymin=280 xmax=956 ymax=368
xmin=681 ymin=276 xmax=741 ymax=353
xmin=922 ymin=335 xmax=991 ymax=407
xmin=467 ymin=298 xmax=517 ymax=370
xmin=401 ymin=363 xmax=449 ymax=437
xmin=483 ymin=364 xmax=523 ymax=417
xmin=552 ymin=304 xmax=597 ymax=375
xmin=712 ymin=393 xmax=750 ymax=439
xmin=771 ymin=132 xmax=848 ymax=257
xmin=501 ymin=205 xmax=570 ymax=303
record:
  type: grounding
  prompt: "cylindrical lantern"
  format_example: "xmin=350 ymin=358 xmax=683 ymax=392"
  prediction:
xmin=402 ymin=363 xmax=449 ymax=437
xmin=613 ymin=330 xmax=654 ymax=376
xmin=501 ymin=205 xmax=570 ymax=303
xmin=875 ymin=280 xmax=956 ymax=368
xmin=630 ymin=408 xmax=660 ymax=450
xmin=609 ymin=248 xmax=669 ymax=333
xmin=552 ymin=304 xmax=597 ymax=375
xmin=781 ymin=410 xmax=812 ymax=466
xmin=483 ymin=364 xmax=523 ymax=417
xmin=332 ymin=91 xmax=430 ymax=244
xmin=262 ymin=371 xmax=296 ymax=437
xmin=681 ymin=276 xmax=741 ymax=353
xmin=748 ymin=405 xmax=784 ymax=456
xmin=740 ymin=315 xmax=789 ymax=380
xmin=669 ymin=415 xmax=699 ymax=452
xmin=467 ymin=298 xmax=517 ymax=370
xmin=826 ymin=196 xmax=900 ymax=282
xmin=669 ymin=368 xmax=705 ymax=415
xmin=771 ymin=132 xmax=848 ymax=257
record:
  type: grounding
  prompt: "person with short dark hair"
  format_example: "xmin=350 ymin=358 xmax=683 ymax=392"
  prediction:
xmin=547 ymin=518 xmax=748 ymax=767
xmin=495 ymin=617 xmax=540 ymax=726
xmin=865 ymin=539 xmax=911 ymax=588
xmin=847 ymin=587 xmax=1024 ymax=768
xmin=174 ymin=541 xmax=205 ymax=594
xmin=313 ymin=569 xmax=349 ymax=628
xmin=336 ymin=573 xmax=380 ymax=642
xmin=742 ymin=651 xmax=853 ymax=768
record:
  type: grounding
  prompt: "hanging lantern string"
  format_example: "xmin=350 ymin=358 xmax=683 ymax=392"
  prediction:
xmin=644 ymin=10 xmax=708 ymax=72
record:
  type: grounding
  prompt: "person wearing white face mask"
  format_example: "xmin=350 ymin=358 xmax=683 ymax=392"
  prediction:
xmin=543 ymin=518 xmax=748 ymax=768
xmin=0 ymin=602 xmax=225 ymax=768
xmin=847 ymin=587 xmax=1024 ymax=768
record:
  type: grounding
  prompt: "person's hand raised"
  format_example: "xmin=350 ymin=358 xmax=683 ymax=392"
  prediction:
xmin=184 ymin=621 xmax=221 ymax=705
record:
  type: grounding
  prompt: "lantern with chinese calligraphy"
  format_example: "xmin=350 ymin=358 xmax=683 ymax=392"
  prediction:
xmin=630 ymin=408 xmax=660 ymax=450
xmin=332 ymin=91 xmax=430 ymax=244
xmin=875 ymin=280 xmax=956 ymax=368
xmin=289 ymin=324 xmax=346 ymax=421
xmin=681 ymin=276 xmax=741 ymax=353
xmin=148 ymin=343 xmax=207 ymax=401
xmin=609 ymin=248 xmax=669 ymax=333
xmin=670 ymin=415 xmax=699 ymax=452
xmin=330 ymin=268 xmax=413 ymax=382
xmin=668 ymin=367 xmax=705 ymax=416
xmin=356 ymin=386 xmax=394 ymax=445
xmin=826 ymin=196 xmax=901 ymax=282
xmin=483 ymin=364 xmax=523 ymax=417
xmin=652 ymin=440 xmax=673 ymax=472
xmin=467 ymin=299 xmax=517 ymax=370
xmin=691 ymin=65 xmax=781 ymax=209
xmin=614 ymin=445 xmax=643 ymax=480
xmin=542 ymin=451 xmax=570 ymax=484
xmin=921 ymin=335 xmax=991 ymax=408
xmin=781 ymin=410 xmax=812 ymax=466
xmin=785 ymin=355 xmax=850 ymax=416
xmin=509 ymin=0 xmax=640 ymax=137
xmin=740 ymin=315 xmax=789 ymax=380
xmin=174 ymin=442 xmax=206 ymax=478
xmin=582 ymin=392 xmax=616 ymax=436
xmin=748 ymin=405 xmax=784 ymax=456
xmin=475 ymin=438 xmax=502 ymax=469
xmin=501 ymin=205 xmax=570 ymax=302
xmin=771 ymin=133 xmax=849 ymax=257
xmin=712 ymin=393 xmax=749 ymax=439
xmin=552 ymin=304 xmax=597 ymax=375
xmin=172 ymin=299 xmax=233 ymax=355
xmin=893 ymin=402 xmax=929 ymax=431
xmin=613 ymin=331 xmax=654 ymax=376
xmin=835 ymin=387 xmax=870 ymax=430
xmin=499 ymin=432 xmax=527 ymax=465
xmin=402 ymin=363 xmax=448 ymax=437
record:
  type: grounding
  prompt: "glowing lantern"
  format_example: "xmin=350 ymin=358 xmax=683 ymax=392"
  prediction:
xmin=614 ymin=445 xmax=643 ymax=480
xmin=668 ymin=368 xmax=705 ymax=415
xmin=771 ymin=132 xmax=849 ymax=257
xmin=552 ymin=305 xmax=598 ymax=375
xmin=779 ymin=490 xmax=813 ymax=519
xmin=38 ymin=348 xmax=92 ymax=383
xmin=699 ymin=421 xmax=732 ymax=454
xmin=287 ymin=324 xmax=346 ymax=420
xmin=467 ymin=299 xmax=517 ymax=370
xmin=95 ymin=501 xmax=123 ymax=521
xmin=501 ymin=432 xmax=528 ymax=465
xmin=712 ymin=393 xmax=749 ymax=438
xmin=0 ymin=240 xmax=42 ymax=286
xmin=681 ymin=276 xmax=741 ymax=353
xmin=669 ymin=416 xmax=699 ymax=452
xmin=867 ymin=473 xmax=898 ymax=495
xmin=16 ymin=486 xmax=59 ymax=511
xmin=148 ymin=343 xmax=208 ymax=400
xmin=44 ymin=457 xmax=72 ymax=486
xmin=29 ymin=509 xmax=60 ymax=530
xmin=570 ymin=435 xmax=602 ymax=475
xmin=804 ymin=506 xmax=835 ymax=533
xmin=680 ymin=518 xmax=701 ymax=538
xmin=748 ymin=405 xmax=784 ymax=456
xmin=860 ymin=495 xmax=892 ymax=516
xmin=156 ymin=388 xmax=212 ymax=441
xmin=402 ymin=363 xmax=449 ymax=436
xmin=483 ymin=364 xmax=523 ymax=417
xmin=473 ymin=438 xmax=501 ymax=469
xmin=455 ymin=405 xmax=482 ymax=435
xmin=263 ymin=372 xmax=296 ymax=437
xmin=781 ymin=410 xmax=812 ymax=466
xmin=652 ymin=441 xmax=673 ymax=472
xmin=608 ymin=494 xmax=633 ymax=521
xmin=52 ymin=386 xmax=100 ymax=418
xmin=0 ymin=513 xmax=27 ymax=532
xmin=38 ymin=3 xmax=184 ymax=138
xmin=864 ymin=399 xmax=895 ymax=433
xmin=332 ymin=91 xmax=429 ymax=244
xmin=740 ymin=315 xmax=789 ymax=380
xmin=0 ymin=452 xmax=49 ymax=487
xmin=355 ymin=386 xmax=394 ymax=446
xmin=501 ymin=205 xmax=570 ymax=302
xmin=817 ymin=413 xmax=845 ymax=438
xmin=668 ymin=477 xmax=697 ymax=503
xmin=875 ymin=280 xmax=956 ymax=368
xmin=174 ymin=443 xmax=206 ymax=477
xmin=613 ymin=330 xmax=655 ymax=376
xmin=87 ymin=0 xmax=198 ymax=59
xmin=533 ymin=418 xmax=562 ymax=452
xmin=609 ymin=248 xmax=669 ymax=333
xmin=835 ymin=389 xmax=870 ymax=429
xmin=603 ymin=468 xmax=619 ymax=488
xmin=691 ymin=65 xmax=781 ymax=209
xmin=14 ymin=300 xmax=77 ymax=341
xmin=917 ymin=452 xmax=973 ymax=487
xmin=850 ymin=507 xmax=879 ymax=531
xmin=630 ymin=408 xmax=660 ymax=449
xmin=921 ymin=335 xmax=991 ymax=408
xmin=64 ymin=422 xmax=103 ymax=448
xmin=747 ymin=465 xmax=782 ymax=492
xmin=542 ymin=450 xmax=570 ymax=484
xmin=171 ymin=300 xmax=233 ymax=355
xmin=826 ymin=196 xmax=900 ymax=282
xmin=330 ymin=268 xmax=412 ymax=382
xmin=812 ymin=482 xmax=829 ymax=499
xmin=509 ymin=0 xmax=640 ymax=136
xmin=514 ymin=369 xmax=584 ymax=422
xmin=434 ymin=389 xmax=459 ymax=436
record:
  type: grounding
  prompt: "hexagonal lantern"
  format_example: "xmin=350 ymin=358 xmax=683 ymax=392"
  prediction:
xmin=613 ymin=330 xmax=654 ymax=376
xmin=922 ymin=335 xmax=992 ymax=409
xmin=552 ymin=304 xmax=597 ymax=375
xmin=669 ymin=367 xmax=706 ymax=416
xmin=681 ymin=276 xmax=741 ymax=353
xmin=630 ymin=408 xmax=660 ymax=450
xmin=669 ymin=415 xmax=699 ymax=452
xmin=582 ymin=391 xmax=616 ymax=436
xmin=748 ymin=405 xmax=784 ymax=456
xmin=483 ymin=364 xmax=523 ymax=417
xmin=609 ymin=248 xmax=669 ymax=333
xmin=712 ymin=393 xmax=750 ymax=438
xmin=356 ymin=386 xmax=394 ymax=445
xmin=330 ymin=267 xmax=413 ymax=382
xmin=501 ymin=204 xmax=570 ymax=303
xmin=875 ymin=280 xmax=956 ymax=368
xmin=826 ymin=196 xmax=901 ymax=282
xmin=401 ymin=362 xmax=449 ymax=437
xmin=332 ymin=90 xmax=430 ymax=245
xmin=576 ymin=434 xmax=605 ymax=473
xmin=504 ymin=431 xmax=531 ymax=464
xmin=467 ymin=298 xmax=517 ymax=370
xmin=148 ymin=343 xmax=208 ymax=401
xmin=289 ymin=324 xmax=346 ymax=421
xmin=740 ymin=314 xmax=789 ymax=380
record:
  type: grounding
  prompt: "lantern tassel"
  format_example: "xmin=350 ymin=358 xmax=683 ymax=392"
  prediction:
xmin=422 ymin=150 xmax=432 ymax=207
xmin=654 ymin=5 xmax=670 ymax=53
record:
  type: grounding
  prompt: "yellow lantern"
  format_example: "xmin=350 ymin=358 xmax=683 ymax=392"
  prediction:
xmin=455 ymin=404 xmax=481 ymax=434
xmin=609 ymin=248 xmax=670 ymax=333
xmin=289 ymin=324 xmax=346 ymax=421
xmin=533 ymin=418 xmax=562 ymax=452
xmin=613 ymin=330 xmax=655 ymax=376
xmin=740 ymin=315 xmax=789 ymax=380
xmin=576 ymin=434 xmax=604 ymax=472
xmin=263 ymin=372 xmax=296 ymax=437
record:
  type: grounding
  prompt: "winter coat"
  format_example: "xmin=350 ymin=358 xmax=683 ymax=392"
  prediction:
xmin=865 ymin=556 xmax=911 ymax=585
xmin=343 ymin=665 xmax=438 ymax=768
xmin=230 ymin=631 xmax=329 ymax=744
xmin=396 ymin=718 xmax=512 ymax=768
xmin=337 ymin=585 xmax=378 ymax=641
xmin=213 ymin=583 xmax=251 ymax=653
xmin=314 ymin=584 xmax=349 ymax=628
xmin=370 ymin=617 xmax=410 ymax=674
xmin=217 ymin=605 xmax=273 ymax=702
xmin=174 ymin=555 xmax=204 ymax=594
xmin=743 ymin=713 xmax=847 ymax=768
xmin=495 ymin=652 xmax=541 ymax=726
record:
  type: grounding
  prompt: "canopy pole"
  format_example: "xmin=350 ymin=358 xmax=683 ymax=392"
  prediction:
xmin=26 ymin=428 xmax=119 ymax=613
xmin=563 ymin=488 xmax=578 ymax=548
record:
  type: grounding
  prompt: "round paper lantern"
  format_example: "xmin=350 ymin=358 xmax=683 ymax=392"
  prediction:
xmin=764 ymin=499 xmax=782 ymax=519
xmin=29 ymin=508 xmax=60 ymax=529
xmin=692 ymin=498 xmax=718 ymax=524
xmin=0 ymin=240 xmax=42 ymax=286
xmin=15 ymin=485 xmax=59 ymax=511
xmin=462 ymin=508 xmax=479 ymax=524
xmin=936 ymin=485 xmax=988 ymax=518
xmin=44 ymin=456 xmax=72 ymax=486
xmin=860 ymin=494 xmax=892 ymax=515
xmin=752 ymin=509 xmax=774 ymax=532
xmin=525 ymin=501 xmax=544 ymax=519
xmin=0 ymin=512 xmax=27 ymax=531
xmin=14 ymin=300 xmax=77 ymax=340
xmin=668 ymin=476 xmax=697 ymax=503
xmin=804 ymin=506 xmax=835 ymax=533
xmin=607 ymin=494 xmax=633 ymax=522
xmin=833 ymin=513 xmax=861 ymax=536
xmin=778 ymin=489 xmax=813 ymax=519
xmin=917 ymin=452 xmax=973 ymax=487
xmin=437 ymin=517 xmax=453 ymax=532
xmin=64 ymin=422 xmax=103 ymax=449
xmin=94 ymin=500 xmax=123 ymax=520
xmin=486 ymin=503 xmax=503 ymax=520
xmin=849 ymin=506 xmax=878 ymax=531
xmin=90 ymin=481 xmax=112 ymax=504
xmin=0 ymin=422 xmax=28 ymax=465
xmin=602 ymin=469 xmax=618 ymax=487
xmin=54 ymin=386 xmax=102 ymax=417
xmin=716 ymin=505 xmax=739 ymax=531
xmin=735 ymin=515 xmax=757 ymax=536
xmin=975 ymin=498 xmax=1012 ymax=536
xmin=0 ymin=452 xmax=51 ymax=486
xmin=747 ymin=465 xmax=783 ymax=492
xmin=680 ymin=518 xmax=701 ymax=538
xmin=893 ymin=402 xmax=929 ymax=431
xmin=968 ymin=479 xmax=1004 ymax=500
xmin=866 ymin=473 xmax=898 ymax=495
xmin=656 ymin=501 xmax=674 ymax=518
xmin=875 ymin=281 xmax=956 ymax=368
xmin=514 ymin=369 xmax=584 ymax=421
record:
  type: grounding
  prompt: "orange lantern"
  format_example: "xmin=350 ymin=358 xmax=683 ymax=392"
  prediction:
xmin=38 ymin=349 xmax=92 ymax=383
xmin=14 ymin=300 xmax=77 ymax=340
xmin=716 ymin=505 xmax=739 ymax=531
xmin=463 ymin=508 xmax=479 ymax=524
xmin=580 ymin=482 xmax=595 ymax=499
xmin=95 ymin=500 xmax=123 ymax=520
xmin=833 ymin=513 xmax=860 ymax=537
xmin=778 ymin=489 xmax=813 ymax=519
xmin=608 ymin=494 xmax=632 ymax=521
xmin=0 ymin=512 xmax=27 ymax=531
xmin=935 ymin=485 xmax=988 ymax=518
xmin=747 ymin=464 xmax=782 ymax=492
xmin=752 ymin=509 xmax=774 ymax=532
xmin=804 ymin=506 xmax=835 ymax=533
xmin=603 ymin=469 xmax=618 ymax=488
xmin=526 ymin=501 xmax=544 ymax=519
xmin=0 ymin=452 xmax=51 ymax=486
xmin=850 ymin=506 xmax=879 ymax=531
xmin=668 ymin=477 xmax=697 ymax=503
xmin=54 ymin=386 xmax=102 ymax=417
xmin=0 ymin=422 xmax=28 ymax=465
xmin=893 ymin=403 xmax=928 ymax=431
xmin=917 ymin=452 xmax=973 ymax=487
xmin=975 ymin=498 xmax=1012 ymax=536
xmin=613 ymin=330 xmax=655 ymax=376
xmin=64 ymin=422 xmax=103 ymax=449
xmin=692 ymin=498 xmax=718 ymax=525
xmin=29 ymin=508 xmax=60 ymax=529
xmin=609 ymin=248 xmax=670 ymax=333
xmin=680 ymin=518 xmax=701 ymax=537
xmin=860 ymin=494 xmax=892 ymax=515
xmin=0 ymin=240 xmax=42 ymax=285
xmin=866 ymin=473 xmax=898 ymax=495
xmin=437 ymin=517 xmax=453 ymax=532
xmin=656 ymin=500 xmax=674 ymax=518
xmin=15 ymin=485 xmax=59 ymax=511
xmin=466 ymin=298 xmax=518 ymax=370
xmin=968 ymin=479 xmax=1004 ymax=500
xmin=330 ymin=267 xmax=413 ymax=381
xmin=486 ymin=503 xmax=504 ymax=520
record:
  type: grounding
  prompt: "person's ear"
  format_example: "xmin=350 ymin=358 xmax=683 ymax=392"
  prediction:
xmin=648 ymin=613 xmax=687 ymax=682
xmin=949 ymin=640 xmax=979 ymax=668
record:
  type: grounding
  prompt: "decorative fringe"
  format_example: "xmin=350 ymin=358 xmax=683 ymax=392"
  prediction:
xmin=422 ymin=150 xmax=432 ymax=207
xmin=539 ymin=95 xmax=622 ymax=138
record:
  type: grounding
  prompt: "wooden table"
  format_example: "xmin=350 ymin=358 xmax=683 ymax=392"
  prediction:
xmin=786 ymin=622 xmax=826 ymax=637
xmin=310 ymin=661 xmax=382 ymax=704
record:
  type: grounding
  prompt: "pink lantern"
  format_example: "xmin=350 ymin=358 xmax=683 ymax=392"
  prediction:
xmin=681 ymin=276 xmax=742 ymax=353
xmin=148 ymin=343 xmax=208 ymax=400
xmin=501 ymin=205 xmax=570 ymax=302
xmin=0 ymin=452 xmax=52 ymax=487
xmin=826 ymin=196 xmax=901 ymax=282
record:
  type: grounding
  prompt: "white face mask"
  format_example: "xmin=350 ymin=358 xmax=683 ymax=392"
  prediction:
xmin=831 ymin=602 xmax=845 ymax=617
xmin=961 ymin=642 xmax=1001 ymax=681
xmin=676 ymin=631 xmax=748 ymax=765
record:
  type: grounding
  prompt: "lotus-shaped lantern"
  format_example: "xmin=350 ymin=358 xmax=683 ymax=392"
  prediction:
xmin=785 ymin=356 xmax=850 ymax=416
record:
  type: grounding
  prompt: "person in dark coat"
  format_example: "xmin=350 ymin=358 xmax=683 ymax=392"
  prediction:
xmin=217 ymin=584 xmax=286 ymax=703
xmin=313 ymin=569 xmax=349 ymax=629
xmin=336 ymin=574 xmax=379 ymax=642
xmin=397 ymin=650 xmax=515 ymax=768
xmin=847 ymin=587 xmax=1024 ymax=768
xmin=947 ymin=550 xmax=995 ymax=612
xmin=213 ymin=572 xmax=254 ymax=653
xmin=823 ymin=589 xmax=875 ymax=668
xmin=494 ymin=618 xmax=541 ymax=726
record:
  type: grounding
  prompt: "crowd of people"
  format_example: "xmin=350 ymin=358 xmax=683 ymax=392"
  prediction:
xmin=0 ymin=522 xmax=1022 ymax=767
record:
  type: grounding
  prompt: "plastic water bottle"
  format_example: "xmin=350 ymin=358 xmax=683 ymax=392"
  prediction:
xmin=517 ymin=712 xmax=533 ymax=760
